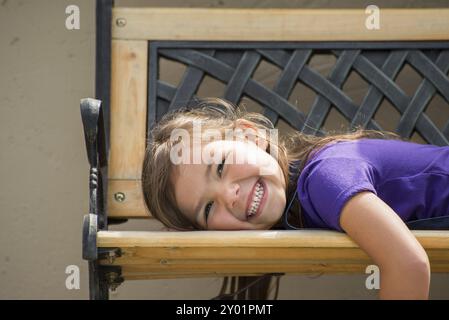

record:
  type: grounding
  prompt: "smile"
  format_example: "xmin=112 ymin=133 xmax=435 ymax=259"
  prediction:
xmin=246 ymin=179 xmax=266 ymax=219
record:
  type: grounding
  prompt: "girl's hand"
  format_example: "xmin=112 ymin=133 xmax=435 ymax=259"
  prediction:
xmin=339 ymin=191 xmax=431 ymax=300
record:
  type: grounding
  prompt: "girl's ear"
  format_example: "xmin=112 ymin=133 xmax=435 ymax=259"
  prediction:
xmin=235 ymin=118 xmax=269 ymax=151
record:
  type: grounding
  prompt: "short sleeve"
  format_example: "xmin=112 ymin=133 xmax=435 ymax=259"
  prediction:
xmin=297 ymin=157 xmax=378 ymax=231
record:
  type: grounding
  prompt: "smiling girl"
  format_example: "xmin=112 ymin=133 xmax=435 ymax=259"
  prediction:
xmin=142 ymin=97 xmax=449 ymax=300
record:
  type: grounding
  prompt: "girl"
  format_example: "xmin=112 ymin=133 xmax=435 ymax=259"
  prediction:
xmin=142 ymin=97 xmax=449 ymax=300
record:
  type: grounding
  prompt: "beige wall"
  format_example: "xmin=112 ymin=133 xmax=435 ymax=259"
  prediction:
xmin=1 ymin=0 xmax=448 ymax=300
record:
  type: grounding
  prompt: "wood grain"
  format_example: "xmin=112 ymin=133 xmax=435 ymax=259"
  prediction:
xmin=111 ymin=8 xmax=449 ymax=41
xmin=97 ymin=230 xmax=449 ymax=278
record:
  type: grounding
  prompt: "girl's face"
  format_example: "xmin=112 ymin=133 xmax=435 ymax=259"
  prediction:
xmin=171 ymin=136 xmax=287 ymax=230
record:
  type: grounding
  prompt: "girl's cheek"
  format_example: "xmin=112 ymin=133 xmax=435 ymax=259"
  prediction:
xmin=209 ymin=210 xmax=242 ymax=230
xmin=229 ymin=162 xmax=259 ymax=177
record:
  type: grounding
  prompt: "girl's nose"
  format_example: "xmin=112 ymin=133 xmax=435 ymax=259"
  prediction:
xmin=222 ymin=183 xmax=240 ymax=209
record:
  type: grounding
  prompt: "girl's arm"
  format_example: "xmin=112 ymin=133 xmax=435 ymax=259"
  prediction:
xmin=339 ymin=191 xmax=431 ymax=299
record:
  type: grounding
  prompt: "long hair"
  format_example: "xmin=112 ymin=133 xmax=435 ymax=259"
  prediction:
xmin=141 ymin=97 xmax=402 ymax=299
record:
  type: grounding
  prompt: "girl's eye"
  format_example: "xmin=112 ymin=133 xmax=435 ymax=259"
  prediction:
xmin=217 ymin=155 xmax=226 ymax=177
xmin=204 ymin=201 xmax=213 ymax=223
xmin=204 ymin=153 xmax=228 ymax=224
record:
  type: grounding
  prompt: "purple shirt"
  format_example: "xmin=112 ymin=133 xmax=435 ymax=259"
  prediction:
xmin=297 ymin=138 xmax=449 ymax=231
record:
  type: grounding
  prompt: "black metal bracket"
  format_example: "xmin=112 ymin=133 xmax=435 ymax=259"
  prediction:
xmin=88 ymin=261 xmax=108 ymax=300
xmin=81 ymin=0 xmax=117 ymax=301
xmin=98 ymin=247 xmax=122 ymax=264
xmin=82 ymin=214 xmax=98 ymax=261
xmin=83 ymin=216 xmax=124 ymax=296
xmin=80 ymin=98 xmax=107 ymax=229
xmin=100 ymin=266 xmax=124 ymax=292
xmin=108 ymin=218 xmax=129 ymax=225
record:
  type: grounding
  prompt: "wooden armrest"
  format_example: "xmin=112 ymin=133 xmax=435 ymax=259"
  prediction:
xmin=97 ymin=230 xmax=449 ymax=280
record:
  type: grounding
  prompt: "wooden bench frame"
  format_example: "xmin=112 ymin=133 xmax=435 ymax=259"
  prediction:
xmin=81 ymin=0 xmax=449 ymax=299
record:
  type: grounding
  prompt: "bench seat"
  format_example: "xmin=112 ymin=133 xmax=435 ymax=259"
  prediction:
xmin=98 ymin=230 xmax=449 ymax=280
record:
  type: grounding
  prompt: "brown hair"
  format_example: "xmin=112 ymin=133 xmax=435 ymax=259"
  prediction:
xmin=141 ymin=97 xmax=402 ymax=299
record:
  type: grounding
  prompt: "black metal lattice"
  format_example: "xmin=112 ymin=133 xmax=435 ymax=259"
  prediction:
xmin=148 ymin=42 xmax=449 ymax=146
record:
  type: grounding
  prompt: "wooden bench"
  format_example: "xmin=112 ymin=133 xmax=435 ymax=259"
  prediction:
xmin=81 ymin=0 xmax=449 ymax=299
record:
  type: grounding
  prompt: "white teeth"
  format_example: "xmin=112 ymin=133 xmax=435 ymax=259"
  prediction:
xmin=248 ymin=182 xmax=264 ymax=217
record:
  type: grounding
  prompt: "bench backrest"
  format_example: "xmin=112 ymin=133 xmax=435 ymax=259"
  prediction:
xmin=95 ymin=2 xmax=449 ymax=222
